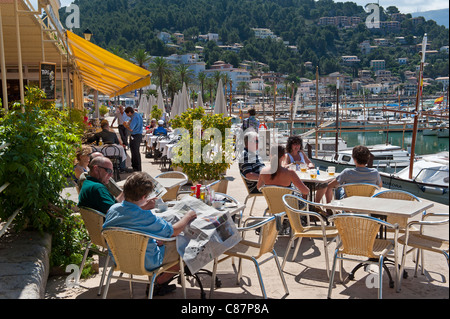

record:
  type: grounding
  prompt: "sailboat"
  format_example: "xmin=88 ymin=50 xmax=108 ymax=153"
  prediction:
xmin=379 ymin=152 xmax=449 ymax=205
xmin=378 ymin=34 xmax=449 ymax=204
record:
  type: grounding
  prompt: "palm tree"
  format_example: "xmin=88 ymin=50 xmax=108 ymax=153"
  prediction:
xmin=197 ymin=72 xmax=206 ymax=102
xmin=206 ymin=77 xmax=216 ymax=105
xmin=237 ymin=81 xmax=250 ymax=104
xmin=213 ymin=71 xmax=222 ymax=87
xmin=222 ymin=73 xmax=231 ymax=110
xmin=175 ymin=64 xmax=194 ymax=86
xmin=131 ymin=49 xmax=151 ymax=105
xmin=149 ymin=57 xmax=172 ymax=102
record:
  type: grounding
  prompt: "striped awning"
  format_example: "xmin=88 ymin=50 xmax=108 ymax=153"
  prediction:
xmin=66 ymin=30 xmax=151 ymax=97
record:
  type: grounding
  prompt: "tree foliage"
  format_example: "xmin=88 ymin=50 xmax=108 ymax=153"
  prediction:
xmin=64 ymin=0 xmax=448 ymax=79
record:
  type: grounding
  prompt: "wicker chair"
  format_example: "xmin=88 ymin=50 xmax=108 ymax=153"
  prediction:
xmin=340 ymin=183 xmax=380 ymax=198
xmin=155 ymin=171 xmax=188 ymax=201
xmin=282 ymin=194 xmax=339 ymax=276
xmin=397 ymin=212 xmax=449 ymax=292
xmin=260 ymin=186 xmax=295 ymax=215
xmin=327 ymin=214 xmax=399 ymax=299
xmin=372 ymin=190 xmax=422 ymax=234
xmin=101 ymin=144 xmax=122 ymax=181
xmin=206 ymin=179 xmax=229 ymax=194
xmin=240 ymin=173 xmax=265 ymax=216
xmin=101 ymin=227 xmax=186 ymax=299
xmin=210 ymin=213 xmax=289 ymax=299
xmin=78 ymin=206 xmax=111 ymax=296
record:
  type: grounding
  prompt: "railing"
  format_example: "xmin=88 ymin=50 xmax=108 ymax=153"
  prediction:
xmin=0 ymin=143 xmax=22 ymax=238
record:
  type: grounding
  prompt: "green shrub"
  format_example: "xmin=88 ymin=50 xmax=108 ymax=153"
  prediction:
xmin=170 ymin=107 xmax=233 ymax=182
xmin=0 ymin=86 xmax=91 ymax=274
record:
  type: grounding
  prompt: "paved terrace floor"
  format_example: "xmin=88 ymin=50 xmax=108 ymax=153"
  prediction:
xmin=45 ymin=121 xmax=449 ymax=301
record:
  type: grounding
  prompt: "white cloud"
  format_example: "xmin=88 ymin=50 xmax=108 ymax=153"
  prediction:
xmin=334 ymin=0 xmax=449 ymax=14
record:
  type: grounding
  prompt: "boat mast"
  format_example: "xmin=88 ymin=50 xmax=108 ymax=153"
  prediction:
xmin=409 ymin=34 xmax=427 ymax=179
xmin=335 ymin=77 xmax=340 ymax=154
xmin=315 ymin=67 xmax=319 ymax=158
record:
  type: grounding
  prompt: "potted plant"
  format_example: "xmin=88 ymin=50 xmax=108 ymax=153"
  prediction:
xmin=150 ymin=104 xmax=163 ymax=120
xmin=170 ymin=107 xmax=232 ymax=184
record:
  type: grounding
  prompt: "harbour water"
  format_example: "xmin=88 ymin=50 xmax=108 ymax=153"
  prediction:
xmin=328 ymin=130 xmax=449 ymax=156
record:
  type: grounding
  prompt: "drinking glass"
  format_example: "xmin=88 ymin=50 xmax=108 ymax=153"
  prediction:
xmin=327 ymin=166 xmax=335 ymax=176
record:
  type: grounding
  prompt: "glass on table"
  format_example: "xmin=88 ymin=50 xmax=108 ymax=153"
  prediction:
xmin=299 ymin=163 xmax=308 ymax=173
xmin=309 ymin=169 xmax=317 ymax=179
xmin=326 ymin=166 xmax=335 ymax=176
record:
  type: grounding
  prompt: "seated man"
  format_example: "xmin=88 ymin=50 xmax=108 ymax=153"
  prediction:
xmin=325 ymin=145 xmax=382 ymax=202
xmin=78 ymin=156 xmax=119 ymax=214
xmin=87 ymin=119 xmax=122 ymax=146
xmin=239 ymin=131 xmax=265 ymax=194
xmin=103 ymin=172 xmax=197 ymax=295
xmin=77 ymin=152 xmax=123 ymax=200
xmin=153 ymin=120 xmax=168 ymax=136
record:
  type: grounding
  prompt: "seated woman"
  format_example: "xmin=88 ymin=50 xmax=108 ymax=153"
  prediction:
xmin=257 ymin=145 xmax=309 ymax=197
xmin=282 ymin=135 xmax=329 ymax=203
xmin=281 ymin=135 xmax=314 ymax=169
xmin=73 ymin=145 xmax=92 ymax=184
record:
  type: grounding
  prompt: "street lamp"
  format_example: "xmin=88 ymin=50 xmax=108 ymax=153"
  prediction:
xmin=83 ymin=29 xmax=93 ymax=41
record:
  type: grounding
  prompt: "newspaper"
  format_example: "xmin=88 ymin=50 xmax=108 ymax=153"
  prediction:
xmin=157 ymin=196 xmax=241 ymax=274
xmin=147 ymin=176 xmax=167 ymax=199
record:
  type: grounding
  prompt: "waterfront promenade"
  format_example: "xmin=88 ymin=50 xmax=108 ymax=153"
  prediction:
xmin=1 ymin=115 xmax=447 ymax=300
xmin=44 ymin=121 xmax=449 ymax=300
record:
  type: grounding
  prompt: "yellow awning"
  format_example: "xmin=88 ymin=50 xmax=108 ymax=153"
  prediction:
xmin=66 ymin=30 xmax=151 ymax=97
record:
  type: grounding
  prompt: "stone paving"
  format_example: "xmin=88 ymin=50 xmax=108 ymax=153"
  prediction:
xmin=45 ymin=121 xmax=449 ymax=300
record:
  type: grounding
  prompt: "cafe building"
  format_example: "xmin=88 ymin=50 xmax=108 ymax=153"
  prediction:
xmin=0 ymin=0 xmax=150 ymax=112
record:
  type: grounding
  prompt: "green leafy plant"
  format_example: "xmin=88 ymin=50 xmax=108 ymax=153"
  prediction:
xmin=0 ymin=86 xmax=92 ymax=274
xmin=150 ymin=104 xmax=162 ymax=120
xmin=99 ymin=104 xmax=109 ymax=117
xmin=170 ymin=107 xmax=233 ymax=183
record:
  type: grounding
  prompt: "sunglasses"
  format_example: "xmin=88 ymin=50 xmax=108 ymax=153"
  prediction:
xmin=98 ymin=166 xmax=113 ymax=174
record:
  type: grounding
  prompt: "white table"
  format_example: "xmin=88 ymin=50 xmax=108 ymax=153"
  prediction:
xmin=321 ymin=196 xmax=433 ymax=219
xmin=294 ymin=170 xmax=338 ymax=201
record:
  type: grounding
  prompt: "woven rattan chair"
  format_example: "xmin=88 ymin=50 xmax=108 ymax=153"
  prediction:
xmin=155 ymin=171 xmax=188 ymax=201
xmin=340 ymin=183 xmax=380 ymax=198
xmin=327 ymin=214 xmax=399 ymax=299
xmin=101 ymin=227 xmax=186 ymax=299
xmin=372 ymin=190 xmax=422 ymax=234
xmin=240 ymin=173 xmax=265 ymax=216
xmin=260 ymin=186 xmax=295 ymax=215
xmin=206 ymin=179 xmax=229 ymax=194
xmin=397 ymin=212 xmax=449 ymax=292
xmin=101 ymin=144 xmax=122 ymax=181
xmin=210 ymin=213 xmax=289 ymax=299
xmin=282 ymin=194 xmax=339 ymax=276
xmin=78 ymin=206 xmax=111 ymax=296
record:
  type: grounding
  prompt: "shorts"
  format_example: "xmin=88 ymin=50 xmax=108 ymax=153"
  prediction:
xmin=305 ymin=182 xmax=328 ymax=190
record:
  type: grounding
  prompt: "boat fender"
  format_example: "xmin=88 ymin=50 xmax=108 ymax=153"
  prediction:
xmin=420 ymin=186 xmax=446 ymax=195
xmin=259 ymin=123 xmax=267 ymax=130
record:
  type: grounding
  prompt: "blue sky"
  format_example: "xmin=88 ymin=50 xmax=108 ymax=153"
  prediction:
xmin=58 ymin=0 xmax=448 ymax=14
xmin=334 ymin=0 xmax=449 ymax=14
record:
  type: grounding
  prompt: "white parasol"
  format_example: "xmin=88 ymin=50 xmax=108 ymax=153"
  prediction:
xmin=214 ymin=78 xmax=227 ymax=115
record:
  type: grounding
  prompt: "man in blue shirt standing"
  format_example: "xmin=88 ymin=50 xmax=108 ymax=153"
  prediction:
xmin=124 ymin=107 xmax=144 ymax=171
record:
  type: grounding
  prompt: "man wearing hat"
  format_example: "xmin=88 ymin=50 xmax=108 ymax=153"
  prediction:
xmin=153 ymin=120 xmax=168 ymax=136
